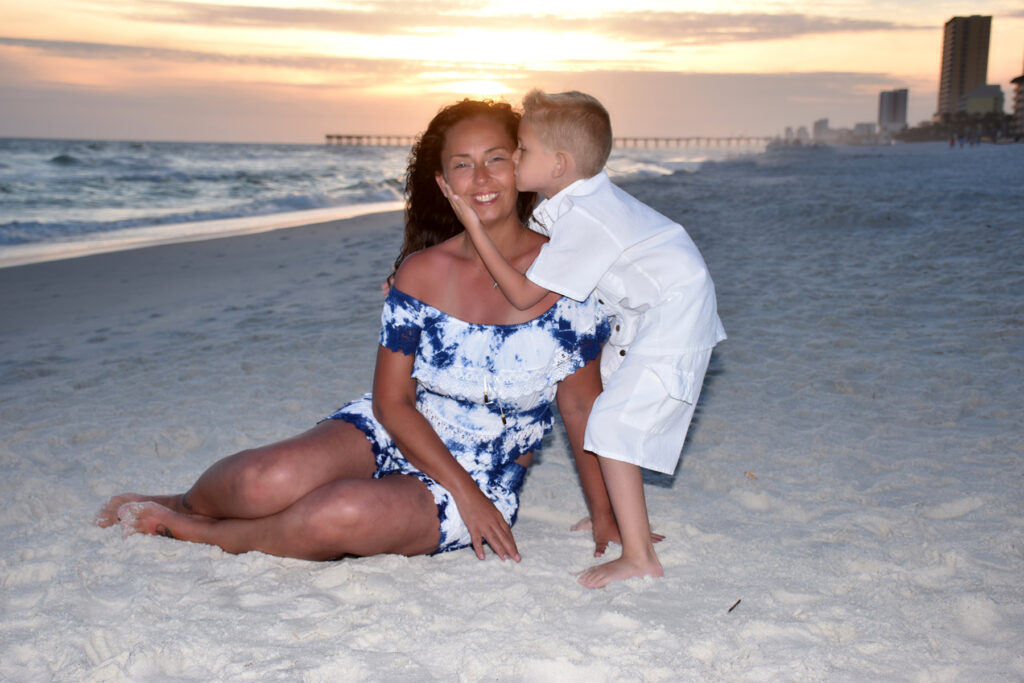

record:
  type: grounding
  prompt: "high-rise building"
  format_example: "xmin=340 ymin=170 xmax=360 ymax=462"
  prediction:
xmin=812 ymin=118 xmax=830 ymax=140
xmin=1012 ymin=53 xmax=1024 ymax=139
xmin=935 ymin=15 xmax=991 ymax=120
xmin=878 ymin=89 xmax=908 ymax=133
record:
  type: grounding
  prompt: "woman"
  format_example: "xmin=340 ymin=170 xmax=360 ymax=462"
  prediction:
xmin=96 ymin=100 xmax=613 ymax=563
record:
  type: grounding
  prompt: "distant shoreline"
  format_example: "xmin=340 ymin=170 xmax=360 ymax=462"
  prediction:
xmin=0 ymin=200 xmax=405 ymax=270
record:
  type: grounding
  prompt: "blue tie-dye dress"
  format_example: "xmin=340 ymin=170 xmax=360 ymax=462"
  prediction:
xmin=327 ymin=287 xmax=609 ymax=554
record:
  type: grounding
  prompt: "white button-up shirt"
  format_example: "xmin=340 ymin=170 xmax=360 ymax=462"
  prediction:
xmin=526 ymin=171 xmax=726 ymax=391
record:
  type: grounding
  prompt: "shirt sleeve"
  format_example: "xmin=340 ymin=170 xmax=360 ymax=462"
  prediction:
xmin=525 ymin=209 xmax=622 ymax=302
xmin=379 ymin=288 xmax=424 ymax=355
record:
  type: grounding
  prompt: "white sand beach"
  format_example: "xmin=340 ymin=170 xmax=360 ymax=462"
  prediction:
xmin=1 ymin=143 xmax=1022 ymax=681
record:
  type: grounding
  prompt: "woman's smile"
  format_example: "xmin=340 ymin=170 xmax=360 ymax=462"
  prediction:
xmin=438 ymin=115 xmax=518 ymax=226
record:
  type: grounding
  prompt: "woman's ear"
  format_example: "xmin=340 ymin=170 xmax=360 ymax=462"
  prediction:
xmin=435 ymin=172 xmax=448 ymax=197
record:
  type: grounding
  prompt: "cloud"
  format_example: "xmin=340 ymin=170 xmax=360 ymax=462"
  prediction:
xmin=119 ymin=0 xmax=467 ymax=35
xmin=563 ymin=12 xmax=929 ymax=46
xmin=0 ymin=36 xmax=415 ymax=75
xmin=119 ymin=1 xmax=930 ymax=45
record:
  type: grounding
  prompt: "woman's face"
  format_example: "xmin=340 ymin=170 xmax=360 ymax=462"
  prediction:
xmin=436 ymin=116 xmax=518 ymax=227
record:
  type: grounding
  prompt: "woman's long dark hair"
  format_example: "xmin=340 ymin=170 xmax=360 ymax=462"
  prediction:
xmin=389 ymin=99 xmax=537 ymax=282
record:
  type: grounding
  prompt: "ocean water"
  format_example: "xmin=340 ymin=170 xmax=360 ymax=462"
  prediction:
xmin=0 ymin=136 xmax=760 ymax=263
xmin=0 ymin=138 xmax=410 ymax=246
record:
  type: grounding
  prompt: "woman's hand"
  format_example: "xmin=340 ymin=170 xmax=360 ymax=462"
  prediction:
xmin=571 ymin=514 xmax=665 ymax=558
xmin=373 ymin=341 xmax=518 ymax=562
xmin=455 ymin=487 xmax=521 ymax=562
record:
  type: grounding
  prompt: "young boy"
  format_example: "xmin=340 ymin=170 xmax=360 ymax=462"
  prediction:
xmin=441 ymin=90 xmax=725 ymax=588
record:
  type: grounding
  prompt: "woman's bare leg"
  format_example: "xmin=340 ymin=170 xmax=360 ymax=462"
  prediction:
xmin=118 ymin=473 xmax=441 ymax=559
xmin=96 ymin=420 xmax=376 ymax=526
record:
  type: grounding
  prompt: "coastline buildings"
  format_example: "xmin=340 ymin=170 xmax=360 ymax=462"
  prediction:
xmin=813 ymin=118 xmax=830 ymax=141
xmin=811 ymin=118 xmax=877 ymax=144
xmin=961 ymin=84 xmax=1005 ymax=115
xmin=936 ymin=15 xmax=992 ymax=120
xmin=779 ymin=16 xmax=1016 ymax=144
xmin=1012 ymin=54 xmax=1024 ymax=139
xmin=878 ymin=89 xmax=908 ymax=134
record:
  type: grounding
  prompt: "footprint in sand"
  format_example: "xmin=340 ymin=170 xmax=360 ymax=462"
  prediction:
xmin=84 ymin=630 xmax=132 ymax=670
xmin=920 ymin=496 xmax=985 ymax=520
xmin=1 ymin=560 xmax=59 ymax=587
xmin=955 ymin=594 xmax=1005 ymax=641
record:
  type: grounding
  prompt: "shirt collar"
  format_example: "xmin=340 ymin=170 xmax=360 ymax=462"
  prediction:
xmin=532 ymin=171 xmax=609 ymax=232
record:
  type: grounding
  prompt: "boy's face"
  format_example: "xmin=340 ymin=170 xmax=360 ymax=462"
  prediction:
xmin=513 ymin=119 xmax=560 ymax=198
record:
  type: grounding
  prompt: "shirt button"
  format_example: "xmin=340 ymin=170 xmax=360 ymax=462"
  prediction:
xmin=615 ymin=324 xmax=620 ymax=331
xmin=598 ymin=299 xmax=604 ymax=304
xmin=619 ymin=349 xmax=626 ymax=356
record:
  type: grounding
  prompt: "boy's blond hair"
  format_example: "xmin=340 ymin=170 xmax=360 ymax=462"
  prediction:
xmin=521 ymin=89 xmax=612 ymax=177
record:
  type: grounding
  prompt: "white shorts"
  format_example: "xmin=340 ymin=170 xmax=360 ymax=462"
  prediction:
xmin=584 ymin=348 xmax=712 ymax=475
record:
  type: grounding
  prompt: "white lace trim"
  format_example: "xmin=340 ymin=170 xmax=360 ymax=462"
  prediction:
xmin=417 ymin=396 xmax=551 ymax=459
xmin=417 ymin=398 xmax=503 ymax=443
xmin=413 ymin=347 xmax=584 ymax=404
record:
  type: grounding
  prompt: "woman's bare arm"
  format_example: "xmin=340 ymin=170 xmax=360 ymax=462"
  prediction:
xmin=371 ymin=344 xmax=521 ymax=562
xmin=555 ymin=355 xmax=619 ymax=556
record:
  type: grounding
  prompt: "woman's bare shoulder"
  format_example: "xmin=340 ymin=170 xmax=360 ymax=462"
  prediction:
xmin=512 ymin=229 xmax=550 ymax=272
xmin=392 ymin=239 xmax=460 ymax=301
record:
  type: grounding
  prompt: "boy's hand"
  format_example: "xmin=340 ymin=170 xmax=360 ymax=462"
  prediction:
xmin=439 ymin=178 xmax=484 ymax=234
xmin=571 ymin=514 xmax=665 ymax=557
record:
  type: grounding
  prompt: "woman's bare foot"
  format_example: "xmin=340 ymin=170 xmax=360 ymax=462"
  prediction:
xmin=95 ymin=493 xmax=149 ymax=527
xmin=117 ymin=502 xmax=182 ymax=538
xmin=576 ymin=554 xmax=663 ymax=589
xmin=94 ymin=493 xmax=189 ymax=527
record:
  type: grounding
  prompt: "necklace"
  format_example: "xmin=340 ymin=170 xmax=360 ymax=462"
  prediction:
xmin=469 ymin=258 xmax=499 ymax=289
xmin=464 ymin=228 xmax=525 ymax=290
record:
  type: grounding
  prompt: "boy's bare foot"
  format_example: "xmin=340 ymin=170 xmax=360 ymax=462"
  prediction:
xmin=576 ymin=555 xmax=663 ymax=589
xmin=95 ymin=493 xmax=189 ymax=527
xmin=117 ymin=502 xmax=181 ymax=538
xmin=570 ymin=515 xmax=666 ymax=558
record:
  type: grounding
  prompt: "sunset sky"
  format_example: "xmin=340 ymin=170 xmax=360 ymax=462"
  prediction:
xmin=2 ymin=1 xmax=1023 ymax=142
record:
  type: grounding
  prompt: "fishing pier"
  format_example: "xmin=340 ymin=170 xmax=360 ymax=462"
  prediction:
xmin=325 ymin=134 xmax=772 ymax=148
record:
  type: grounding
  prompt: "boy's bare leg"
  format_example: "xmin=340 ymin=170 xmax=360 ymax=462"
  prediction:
xmin=576 ymin=457 xmax=663 ymax=588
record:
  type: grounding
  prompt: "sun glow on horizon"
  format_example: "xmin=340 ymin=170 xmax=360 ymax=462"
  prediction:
xmin=2 ymin=0 xmax=1023 ymax=141
xmin=432 ymin=79 xmax=514 ymax=98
